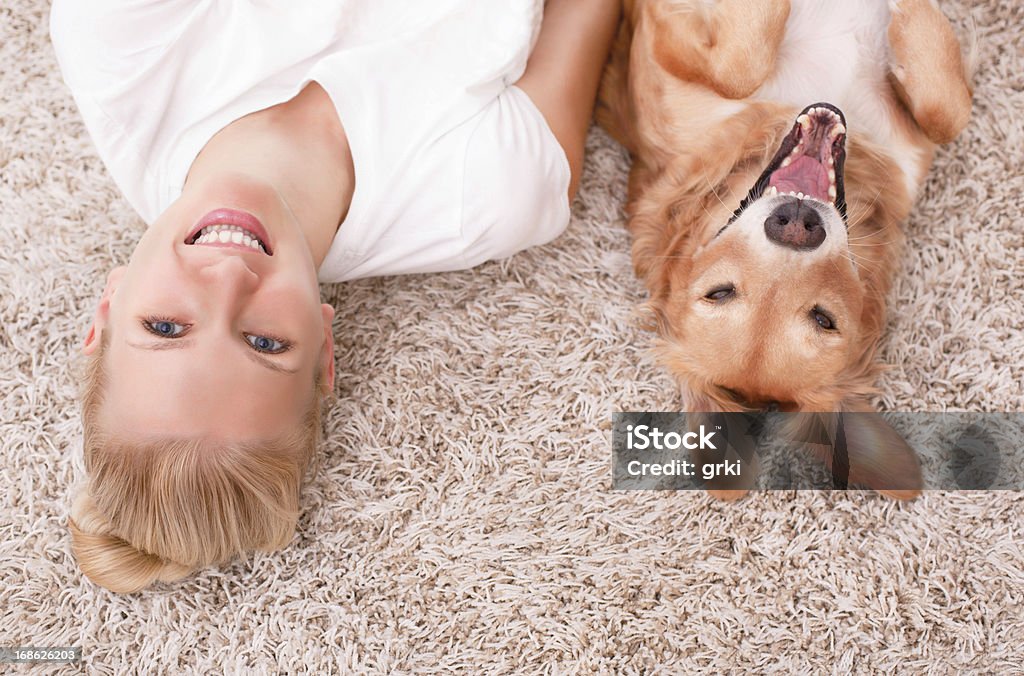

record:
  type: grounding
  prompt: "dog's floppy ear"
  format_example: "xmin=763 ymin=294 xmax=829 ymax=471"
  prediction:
xmin=649 ymin=333 xmax=748 ymax=414
xmin=786 ymin=397 xmax=922 ymax=500
xmin=670 ymin=373 xmax=759 ymax=501
xmin=835 ymin=398 xmax=922 ymax=499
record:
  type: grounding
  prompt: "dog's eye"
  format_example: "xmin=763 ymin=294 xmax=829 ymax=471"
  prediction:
xmin=704 ymin=285 xmax=735 ymax=302
xmin=811 ymin=307 xmax=837 ymax=331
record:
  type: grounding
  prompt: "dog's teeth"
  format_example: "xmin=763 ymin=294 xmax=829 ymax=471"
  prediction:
xmin=781 ymin=157 xmax=792 ymax=168
xmin=828 ymin=169 xmax=836 ymax=183
xmin=797 ymin=114 xmax=810 ymax=128
xmin=767 ymin=186 xmax=778 ymax=196
xmin=828 ymin=186 xmax=837 ymax=199
xmin=831 ymin=123 xmax=846 ymax=137
xmin=797 ymin=192 xmax=805 ymax=199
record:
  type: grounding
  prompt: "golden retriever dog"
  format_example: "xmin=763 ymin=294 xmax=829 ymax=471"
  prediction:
xmin=598 ymin=0 xmax=973 ymax=497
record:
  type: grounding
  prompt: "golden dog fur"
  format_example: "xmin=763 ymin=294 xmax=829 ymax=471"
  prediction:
xmin=598 ymin=0 xmax=973 ymax=497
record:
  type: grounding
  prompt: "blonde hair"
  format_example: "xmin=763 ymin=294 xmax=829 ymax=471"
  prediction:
xmin=68 ymin=333 xmax=324 ymax=593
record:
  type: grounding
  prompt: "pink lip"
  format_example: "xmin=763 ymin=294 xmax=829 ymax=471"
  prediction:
xmin=184 ymin=208 xmax=274 ymax=255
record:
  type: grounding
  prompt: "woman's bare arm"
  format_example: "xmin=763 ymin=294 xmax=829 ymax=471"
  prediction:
xmin=515 ymin=0 xmax=622 ymax=202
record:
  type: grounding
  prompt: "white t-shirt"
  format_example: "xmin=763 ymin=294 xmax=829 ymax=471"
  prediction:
xmin=50 ymin=0 xmax=571 ymax=282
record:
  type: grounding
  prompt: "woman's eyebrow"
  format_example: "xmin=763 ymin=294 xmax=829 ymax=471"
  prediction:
xmin=126 ymin=340 xmax=299 ymax=374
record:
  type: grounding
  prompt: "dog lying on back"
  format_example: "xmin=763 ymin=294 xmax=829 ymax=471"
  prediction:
xmin=598 ymin=0 xmax=972 ymax=497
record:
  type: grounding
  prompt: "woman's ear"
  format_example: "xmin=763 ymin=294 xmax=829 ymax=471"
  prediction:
xmin=319 ymin=303 xmax=336 ymax=395
xmin=82 ymin=266 xmax=127 ymax=355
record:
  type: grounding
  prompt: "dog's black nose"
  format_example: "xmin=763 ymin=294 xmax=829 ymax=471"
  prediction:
xmin=764 ymin=200 xmax=826 ymax=250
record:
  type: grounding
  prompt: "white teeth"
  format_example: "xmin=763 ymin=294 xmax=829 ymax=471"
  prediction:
xmin=831 ymin=123 xmax=846 ymax=137
xmin=828 ymin=186 xmax=837 ymax=199
xmin=190 ymin=223 xmax=267 ymax=252
xmin=807 ymin=107 xmax=840 ymax=121
xmin=767 ymin=186 xmax=778 ymax=196
xmin=828 ymin=169 xmax=836 ymax=182
xmin=798 ymin=114 xmax=810 ymax=128
xmin=796 ymin=192 xmax=805 ymax=199
xmin=781 ymin=157 xmax=792 ymax=168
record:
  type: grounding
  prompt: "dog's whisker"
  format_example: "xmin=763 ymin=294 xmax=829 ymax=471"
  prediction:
xmin=699 ymin=157 xmax=732 ymax=212
xmin=842 ymin=252 xmax=864 ymax=267
xmin=849 ymin=239 xmax=900 ymax=248
xmin=846 ymin=231 xmax=886 ymax=242
xmin=844 ymin=246 xmax=874 ymax=260
xmin=845 ymin=183 xmax=887 ymax=224
xmin=843 ymin=250 xmax=880 ymax=272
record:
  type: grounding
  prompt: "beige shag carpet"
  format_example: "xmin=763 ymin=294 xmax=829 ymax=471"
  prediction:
xmin=2 ymin=1 xmax=1023 ymax=673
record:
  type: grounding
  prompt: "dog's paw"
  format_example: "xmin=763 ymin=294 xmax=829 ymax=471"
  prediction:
xmin=660 ymin=0 xmax=791 ymax=100
xmin=887 ymin=0 xmax=971 ymax=143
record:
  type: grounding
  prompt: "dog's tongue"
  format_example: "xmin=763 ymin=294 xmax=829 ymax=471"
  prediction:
xmin=768 ymin=155 xmax=830 ymax=200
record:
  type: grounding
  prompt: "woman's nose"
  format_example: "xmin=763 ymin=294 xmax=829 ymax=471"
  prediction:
xmin=199 ymin=254 xmax=260 ymax=295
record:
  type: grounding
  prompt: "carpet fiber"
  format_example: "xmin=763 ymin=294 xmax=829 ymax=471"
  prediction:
xmin=1 ymin=1 xmax=1022 ymax=673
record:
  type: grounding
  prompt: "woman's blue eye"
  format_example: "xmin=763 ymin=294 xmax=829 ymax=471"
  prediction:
xmin=246 ymin=334 xmax=288 ymax=353
xmin=144 ymin=319 xmax=188 ymax=337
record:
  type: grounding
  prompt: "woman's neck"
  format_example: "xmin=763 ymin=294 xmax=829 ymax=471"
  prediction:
xmin=183 ymin=83 xmax=354 ymax=268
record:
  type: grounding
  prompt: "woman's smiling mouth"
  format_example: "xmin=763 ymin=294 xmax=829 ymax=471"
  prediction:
xmin=184 ymin=208 xmax=273 ymax=255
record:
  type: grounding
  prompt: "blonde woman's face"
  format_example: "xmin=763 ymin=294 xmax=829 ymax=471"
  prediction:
xmin=84 ymin=173 xmax=335 ymax=441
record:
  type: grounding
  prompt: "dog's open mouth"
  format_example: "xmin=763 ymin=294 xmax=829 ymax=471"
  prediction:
xmin=731 ymin=102 xmax=848 ymax=221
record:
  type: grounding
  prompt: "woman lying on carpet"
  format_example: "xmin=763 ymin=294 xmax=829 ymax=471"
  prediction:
xmin=51 ymin=0 xmax=620 ymax=592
